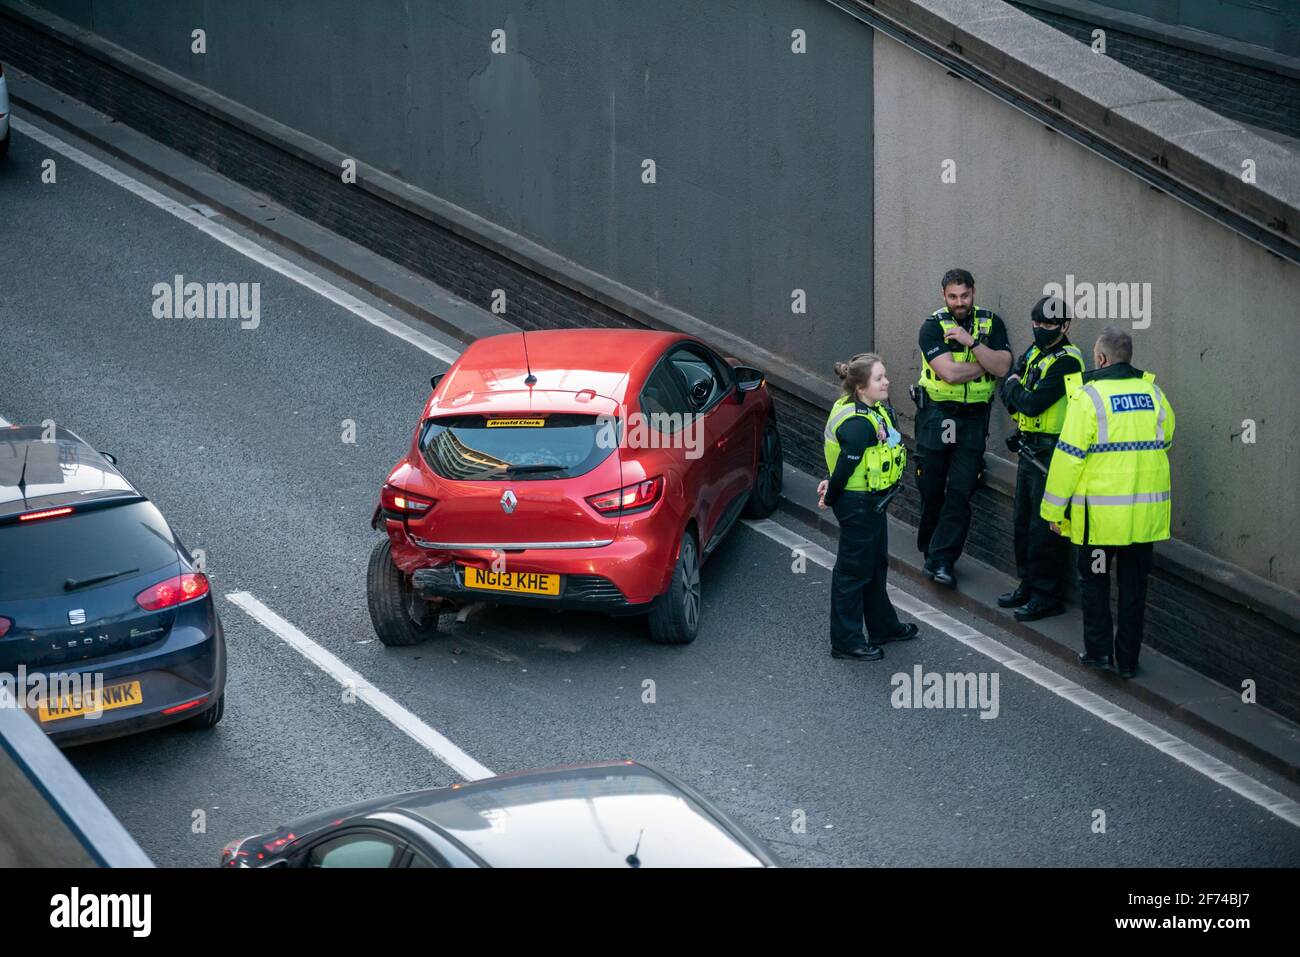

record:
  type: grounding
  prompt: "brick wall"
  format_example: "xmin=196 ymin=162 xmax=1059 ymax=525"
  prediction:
xmin=2 ymin=12 xmax=1296 ymax=723
xmin=1016 ymin=4 xmax=1300 ymax=139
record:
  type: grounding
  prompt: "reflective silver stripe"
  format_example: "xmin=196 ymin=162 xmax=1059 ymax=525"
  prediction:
xmin=1070 ymin=492 xmax=1171 ymax=506
xmin=409 ymin=537 xmax=614 ymax=550
xmin=1042 ymin=490 xmax=1070 ymax=507
xmin=1151 ymin=385 xmax=1167 ymax=444
xmin=824 ymin=406 xmax=858 ymax=442
xmin=1081 ymin=385 xmax=1108 ymax=444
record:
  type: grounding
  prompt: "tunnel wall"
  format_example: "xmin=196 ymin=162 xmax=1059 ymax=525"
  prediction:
xmin=32 ymin=0 xmax=874 ymax=382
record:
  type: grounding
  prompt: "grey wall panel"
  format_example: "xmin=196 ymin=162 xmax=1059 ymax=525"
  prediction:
xmin=873 ymin=31 xmax=1300 ymax=591
xmin=43 ymin=0 xmax=873 ymax=379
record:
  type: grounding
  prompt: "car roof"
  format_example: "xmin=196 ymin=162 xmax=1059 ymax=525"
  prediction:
xmin=0 ymin=426 xmax=138 ymax=518
xmin=435 ymin=329 xmax=692 ymax=409
xmin=395 ymin=761 xmax=772 ymax=868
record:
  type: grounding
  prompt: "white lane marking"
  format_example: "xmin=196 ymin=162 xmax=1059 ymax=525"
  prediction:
xmin=12 ymin=118 xmax=461 ymax=365
xmin=226 ymin=591 xmax=494 ymax=781
xmin=742 ymin=518 xmax=1300 ymax=829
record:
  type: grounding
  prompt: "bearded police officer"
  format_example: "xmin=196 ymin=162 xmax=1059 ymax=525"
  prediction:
xmin=997 ymin=296 xmax=1084 ymax=621
xmin=1041 ymin=327 xmax=1175 ymax=679
xmin=914 ymin=268 xmax=1013 ymax=588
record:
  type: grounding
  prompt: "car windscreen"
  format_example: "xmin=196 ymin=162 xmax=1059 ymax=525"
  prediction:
xmin=0 ymin=501 xmax=179 ymax=602
xmin=420 ymin=413 xmax=617 ymax=481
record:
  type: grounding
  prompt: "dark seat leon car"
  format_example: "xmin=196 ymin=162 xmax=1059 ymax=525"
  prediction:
xmin=221 ymin=760 xmax=777 ymax=868
xmin=0 ymin=426 xmax=226 ymax=745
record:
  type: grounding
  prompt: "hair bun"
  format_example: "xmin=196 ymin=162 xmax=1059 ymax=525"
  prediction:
xmin=834 ymin=361 xmax=849 ymax=379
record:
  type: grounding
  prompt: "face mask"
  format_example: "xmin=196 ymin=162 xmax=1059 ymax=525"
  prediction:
xmin=1033 ymin=327 xmax=1061 ymax=349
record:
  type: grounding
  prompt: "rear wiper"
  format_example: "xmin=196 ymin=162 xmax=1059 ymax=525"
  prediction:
xmin=503 ymin=464 xmax=568 ymax=476
xmin=65 ymin=567 xmax=140 ymax=591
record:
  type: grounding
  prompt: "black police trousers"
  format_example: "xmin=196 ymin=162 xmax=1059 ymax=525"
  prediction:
xmin=1012 ymin=435 xmax=1070 ymax=604
xmin=830 ymin=490 xmax=903 ymax=651
xmin=1077 ymin=541 xmax=1155 ymax=670
xmin=915 ymin=441 xmax=983 ymax=566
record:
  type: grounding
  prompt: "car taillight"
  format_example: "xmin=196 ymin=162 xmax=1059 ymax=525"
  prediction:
xmin=381 ymin=484 xmax=435 ymax=515
xmin=162 ymin=696 xmax=208 ymax=715
xmin=0 ymin=618 xmax=10 ymax=639
xmin=135 ymin=572 xmax=210 ymax=610
xmin=18 ymin=506 xmax=74 ymax=522
xmin=587 ymin=476 xmax=663 ymax=515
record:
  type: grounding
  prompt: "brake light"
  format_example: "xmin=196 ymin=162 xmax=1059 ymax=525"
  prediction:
xmin=381 ymin=484 xmax=435 ymax=515
xmin=587 ymin=476 xmax=663 ymax=515
xmin=18 ymin=507 xmax=73 ymax=522
xmin=163 ymin=696 xmax=208 ymax=715
xmin=0 ymin=618 xmax=10 ymax=639
xmin=135 ymin=572 xmax=210 ymax=610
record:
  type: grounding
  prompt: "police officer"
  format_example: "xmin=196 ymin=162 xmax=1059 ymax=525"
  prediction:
xmin=1041 ymin=326 xmax=1175 ymax=679
xmin=997 ymin=295 xmax=1084 ymax=621
xmin=818 ymin=353 xmax=919 ymax=660
xmin=914 ymin=268 xmax=1013 ymax=587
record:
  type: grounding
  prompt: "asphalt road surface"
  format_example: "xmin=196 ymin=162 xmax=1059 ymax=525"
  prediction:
xmin=2 ymin=119 xmax=1298 ymax=868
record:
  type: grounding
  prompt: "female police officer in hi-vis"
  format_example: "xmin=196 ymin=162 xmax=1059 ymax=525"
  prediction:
xmin=817 ymin=354 xmax=919 ymax=660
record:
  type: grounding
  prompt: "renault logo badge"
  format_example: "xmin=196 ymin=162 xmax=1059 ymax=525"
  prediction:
xmin=68 ymin=608 xmax=87 ymax=625
xmin=500 ymin=489 xmax=518 ymax=515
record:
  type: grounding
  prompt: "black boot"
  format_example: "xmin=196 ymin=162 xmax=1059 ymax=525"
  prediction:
xmin=998 ymin=582 xmax=1031 ymax=608
xmin=1014 ymin=598 xmax=1065 ymax=622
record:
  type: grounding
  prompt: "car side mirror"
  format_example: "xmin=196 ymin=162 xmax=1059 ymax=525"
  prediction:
xmin=100 ymin=452 xmax=118 ymax=465
xmin=430 ymin=372 xmax=446 ymax=391
xmin=734 ymin=366 xmax=764 ymax=396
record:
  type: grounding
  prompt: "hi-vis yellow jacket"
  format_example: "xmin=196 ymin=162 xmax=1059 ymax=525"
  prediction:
xmin=823 ymin=396 xmax=907 ymax=492
xmin=1040 ymin=369 xmax=1175 ymax=545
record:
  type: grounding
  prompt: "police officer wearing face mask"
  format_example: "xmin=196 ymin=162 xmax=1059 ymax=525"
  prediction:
xmin=997 ymin=296 xmax=1085 ymax=621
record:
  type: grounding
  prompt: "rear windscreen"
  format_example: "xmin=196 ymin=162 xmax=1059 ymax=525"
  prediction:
xmin=0 ymin=501 xmax=178 ymax=601
xmin=420 ymin=414 xmax=617 ymax=481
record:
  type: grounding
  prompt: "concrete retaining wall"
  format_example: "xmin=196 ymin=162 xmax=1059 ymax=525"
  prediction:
xmin=33 ymin=0 xmax=875 ymax=380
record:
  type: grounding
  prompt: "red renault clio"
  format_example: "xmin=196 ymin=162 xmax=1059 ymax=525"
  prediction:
xmin=368 ymin=329 xmax=782 ymax=646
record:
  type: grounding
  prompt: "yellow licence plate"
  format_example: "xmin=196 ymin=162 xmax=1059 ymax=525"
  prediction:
xmin=38 ymin=680 xmax=143 ymax=723
xmin=461 ymin=566 xmax=560 ymax=596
